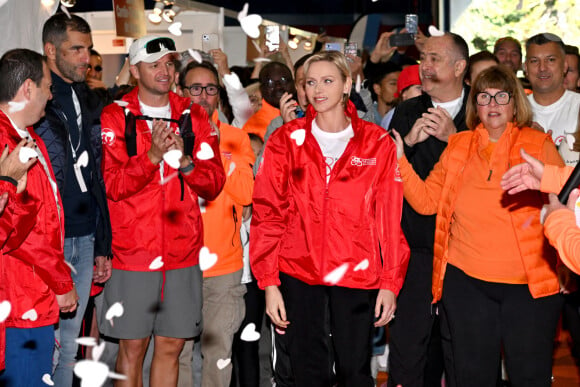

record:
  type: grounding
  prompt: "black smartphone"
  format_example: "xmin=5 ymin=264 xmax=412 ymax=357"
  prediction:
xmin=389 ymin=33 xmax=415 ymax=47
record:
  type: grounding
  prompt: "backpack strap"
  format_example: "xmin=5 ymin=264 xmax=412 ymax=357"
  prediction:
xmin=178 ymin=102 xmax=195 ymax=157
xmin=124 ymin=108 xmax=138 ymax=157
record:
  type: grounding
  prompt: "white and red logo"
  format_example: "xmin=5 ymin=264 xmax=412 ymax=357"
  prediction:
xmin=350 ymin=156 xmax=376 ymax=167
xmin=101 ymin=128 xmax=116 ymax=146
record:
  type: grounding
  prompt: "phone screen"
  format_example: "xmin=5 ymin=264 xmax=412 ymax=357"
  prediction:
xmin=265 ymin=26 xmax=280 ymax=52
xmin=344 ymin=42 xmax=358 ymax=57
xmin=202 ymin=34 xmax=219 ymax=52
xmin=405 ymin=14 xmax=418 ymax=35
xmin=324 ymin=42 xmax=341 ymax=52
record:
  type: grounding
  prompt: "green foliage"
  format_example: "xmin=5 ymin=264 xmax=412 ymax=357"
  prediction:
xmin=453 ymin=0 xmax=580 ymax=56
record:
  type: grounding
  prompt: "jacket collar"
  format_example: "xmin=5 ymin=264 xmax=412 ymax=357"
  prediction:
xmin=304 ymin=100 xmax=361 ymax=137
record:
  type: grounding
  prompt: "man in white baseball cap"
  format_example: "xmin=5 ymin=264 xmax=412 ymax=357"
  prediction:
xmin=99 ymin=34 xmax=225 ymax=386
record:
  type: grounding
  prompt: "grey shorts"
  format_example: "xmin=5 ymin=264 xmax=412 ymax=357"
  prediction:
xmin=98 ymin=266 xmax=203 ymax=340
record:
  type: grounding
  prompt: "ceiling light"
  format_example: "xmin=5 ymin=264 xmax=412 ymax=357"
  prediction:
xmin=288 ymin=36 xmax=300 ymax=50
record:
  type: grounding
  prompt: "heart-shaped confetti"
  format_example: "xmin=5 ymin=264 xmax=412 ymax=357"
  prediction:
xmin=168 ymin=22 xmax=183 ymax=37
xmin=188 ymin=48 xmax=203 ymax=64
xmin=105 ymin=302 xmax=124 ymax=324
xmin=114 ymin=100 xmax=129 ymax=107
xmin=65 ymin=260 xmax=78 ymax=275
xmin=22 ymin=308 xmax=38 ymax=321
xmin=199 ymin=247 xmax=218 ymax=271
xmin=428 ymin=25 xmax=444 ymax=37
xmin=163 ymin=149 xmax=183 ymax=169
xmin=237 ymin=3 xmax=262 ymax=39
xmin=92 ymin=341 xmax=105 ymax=362
xmin=228 ymin=162 xmax=236 ymax=177
xmin=240 ymin=323 xmax=261 ymax=342
xmin=19 ymin=147 xmax=38 ymax=163
xmin=323 ymin=263 xmax=349 ymax=285
xmin=75 ymin=337 xmax=97 ymax=347
xmin=149 ymin=256 xmax=164 ymax=270
xmin=74 ymin=360 xmax=109 ymax=387
xmin=196 ymin=142 xmax=214 ymax=160
xmin=290 ymin=129 xmax=305 ymax=146
xmin=42 ymin=373 xmax=55 ymax=386
xmin=0 ymin=300 xmax=11 ymax=323
xmin=253 ymin=57 xmax=271 ymax=63
xmin=355 ymin=74 xmax=362 ymax=93
xmin=216 ymin=358 xmax=231 ymax=370
xmin=198 ymin=197 xmax=207 ymax=214
xmin=566 ymin=134 xmax=576 ymax=151
xmin=7 ymin=101 xmax=25 ymax=113
xmin=353 ymin=259 xmax=369 ymax=271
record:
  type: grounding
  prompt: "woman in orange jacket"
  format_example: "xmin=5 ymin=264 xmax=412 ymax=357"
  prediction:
xmin=392 ymin=66 xmax=564 ymax=387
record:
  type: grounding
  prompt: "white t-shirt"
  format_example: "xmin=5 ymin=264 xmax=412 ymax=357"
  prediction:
xmin=528 ymin=90 xmax=580 ymax=146
xmin=311 ymin=119 xmax=354 ymax=183
xmin=140 ymin=100 xmax=171 ymax=179
xmin=432 ymin=88 xmax=465 ymax=119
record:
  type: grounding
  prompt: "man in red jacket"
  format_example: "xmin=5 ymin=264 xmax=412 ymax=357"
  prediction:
xmin=99 ymin=36 xmax=225 ymax=386
xmin=0 ymin=49 xmax=78 ymax=386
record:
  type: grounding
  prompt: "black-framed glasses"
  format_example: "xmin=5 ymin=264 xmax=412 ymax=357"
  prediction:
xmin=265 ymin=76 xmax=291 ymax=89
xmin=476 ymin=91 xmax=511 ymax=106
xmin=145 ymin=37 xmax=176 ymax=54
xmin=87 ymin=64 xmax=102 ymax=72
xmin=186 ymin=84 xmax=219 ymax=96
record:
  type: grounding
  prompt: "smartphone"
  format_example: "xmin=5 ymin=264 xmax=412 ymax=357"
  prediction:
xmin=389 ymin=33 xmax=415 ymax=47
xmin=265 ymin=25 xmax=280 ymax=52
xmin=344 ymin=42 xmax=358 ymax=57
xmin=201 ymin=33 xmax=219 ymax=52
xmin=324 ymin=42 xmax=341 ymax=52
xmin=405 ymin=14 xmax=418 ymax=35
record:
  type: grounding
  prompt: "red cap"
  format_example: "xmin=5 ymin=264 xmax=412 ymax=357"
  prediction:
xmin=394 ymin=65 xmax=421 ymax=98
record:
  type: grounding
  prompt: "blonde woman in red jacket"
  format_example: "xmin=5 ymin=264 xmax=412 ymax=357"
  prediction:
xmin=250 ymin=51 xmax=409 ymax=386
xmin=392 ymin=66 xmax=564 ymax=387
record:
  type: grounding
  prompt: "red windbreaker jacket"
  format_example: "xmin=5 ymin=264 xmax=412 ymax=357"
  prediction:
xmin=100 ymin=88 xmax=225 ymax=271
xmin=250 ymin=102 xmax=410 ymax=293
xmin=0 ymin=112 xmax=73 ymax=331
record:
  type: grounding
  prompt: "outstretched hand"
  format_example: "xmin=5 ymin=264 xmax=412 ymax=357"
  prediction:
xmin=501 ymin=149 xmax=545 ymax=194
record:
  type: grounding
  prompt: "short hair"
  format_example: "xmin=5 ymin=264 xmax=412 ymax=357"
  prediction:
xmin=446 ymin=32 xmax=469 ymax=63
xmin=0 ymin=49 xmax=45 ymax=103
xmin=294 ymin=54 xmax=314 ymax=74
xmin=303 ymin=51 xmax=351 ymax=83
xmin=90 ymin=49 xmax=101 ymax=57
xmin=371 ymin=61 xmax=402 ymax=86
xmin=42 ymin=13 xmax=91 ymax=47
xmin=493 ymin=37 xmax=522 ymax=55
xmin=565 ymin=45 xmax=580 ymax=72
xmin=258 ymin=62 xmax=293 ymax=85
xmin=178 ymin=61 xmax=219 ymax=90
xmin=466 ymin=51 xmax=499 ymax=81
xmin=525 ymin=33 xmax=565 ymax=56
xmin=466 ymin=65 xmax=533 ymax=130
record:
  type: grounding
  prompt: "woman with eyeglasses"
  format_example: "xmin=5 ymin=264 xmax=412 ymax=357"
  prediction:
xmin=392 ymin=65 xmax=565 ymax=386
xmin=250 ymin=51 xmax=409 ymax=386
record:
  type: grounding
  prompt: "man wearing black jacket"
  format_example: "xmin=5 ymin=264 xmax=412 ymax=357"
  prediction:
xmin=387 ymin=32 xmax=470 ymax=387
xmin=35 ymin=13 xmax=112 ymax=386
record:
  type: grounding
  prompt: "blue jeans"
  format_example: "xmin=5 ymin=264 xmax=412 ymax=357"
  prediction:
xmin=53 ymin=234 xmax=95 ymax=386
xmin=0 ymin=326 xmax=54 ymax=386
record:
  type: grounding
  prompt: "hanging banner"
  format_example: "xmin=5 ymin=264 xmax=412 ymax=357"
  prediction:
xmin=113 ymin=0 xmax=146 ymax=38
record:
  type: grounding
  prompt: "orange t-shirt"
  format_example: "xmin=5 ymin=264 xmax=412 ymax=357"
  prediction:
xmin=242 ymin=99 xmax=280 ymax=141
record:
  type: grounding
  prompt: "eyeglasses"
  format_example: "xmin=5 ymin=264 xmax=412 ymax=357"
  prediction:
xmin=265 ymin=77 xmax=291 ymax=89
xmin=145 ymin=37 xmax=176 ymax=54
xmin=186 ymin=84 xmax=219 ymax=96
xmin=87 ymin=64 xmax=102 ymax=72
xmin=476 ymin=91 xmax=511 ymax=106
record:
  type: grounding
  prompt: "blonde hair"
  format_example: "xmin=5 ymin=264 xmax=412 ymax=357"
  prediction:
xmin=303 ymin=51 xmax=352 ymax=104
xmin=466 ymin=65 xmax=533 ymax=130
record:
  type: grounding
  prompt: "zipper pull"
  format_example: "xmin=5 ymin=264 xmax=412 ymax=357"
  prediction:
xmin=487 ymin=170 xmax=492 ymax=181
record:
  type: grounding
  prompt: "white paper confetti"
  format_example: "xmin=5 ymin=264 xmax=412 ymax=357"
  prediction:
xmin=216 ymin=358 xmax=231 ymax=370
xmin=149 ymin=256 xmax=164 ymax=270
xmin=199 ymin=247 xmax=218 ymax=271
xmin=227 ymin=162 xmax=236 ymax=177
xmin=290 ymin=129 xmax=305 ymax=146
xmin=323 ymin=263 xmax=349 ymax=285
xmin=163 ymin=149 xmax=183 ymax=169
xmin=42 ymin=373 xmax=54 ymax=386
xmin=240 ymin=323 xmax=261 ymax=342
xmin=22 ymin=308 xmax=38 ymax=321
xmin=105 ymin=302 xmax=124 ymax=326
xmin=353 ymin=259 xmax=369 ymax=272
xmin=196 ymin=142 xmax=214 ymax=160
xmin=0 ymin=300 xmax=11 ymax=323
xmin=237 ymin=3 xmax=262 ymax=39
xmin=168 ymin=22 xmax=183 ymax=37
xmin=75 ymin=337 xmax=97 ymax=347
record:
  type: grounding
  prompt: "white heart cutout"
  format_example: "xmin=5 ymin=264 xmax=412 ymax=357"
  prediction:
xmin=323 ymin=263 xmax=349 ymax=285
xmin=240 ymin=323 xmax=261 ymax=342
xmin=216 ymin=358 xmax=231 ymax=370
xmin=22 ymin=308 xmax=38 ymax=321
xmin=196 ymin=142 xmax=214 ymax=160
xmin=74 ymin=360 xmax=109 ymax=386
xmin=290 ymin=129 xmax=306 ymax=146
xmin=19 ymin=147 xmax=38 ymax=163
xmin=149 ymin=256 xmax=164 ymax=270
xmin=114 ymin=100 xmax=128 ymax=107
xmin=428 ymin=25 xmax=444 ymax=37
xmin=228 ymin=162 xmax=236 ymax=177
xmin=105 ymin=302 xmax=124 ymax=323
xmin=163 ymin=149 xmax=183 ymax=169
xmin=75 ymin=337 xmax=97 ymax=347
xmin=566 ymin=134 xmax=576 ymax=151
xmin=239 ymin=15 xmax=262 ymax=39
xmin=188 ymin=48 xmax=203 ymax=64
xmin=353 ymin=259 xmax=369 ymax=271
xmin=65 ymin=260 xmax=78 ymax=275
xmin=42 ymin=373 xmax=55 ymax=386
xmin=253 ymin=57 xmax=271 ymax=63
xmin=237 ymin=2 xmax=249 ymax=19
xmin=92 ymin=341 xmax=106 ymax=362
xmin=168 ymin=22 xmax=183 ymax=37
xmin=0 ymin=300 xmax=11 ymax=323
xmin=199 ymin=247 xmax=218 ymax=271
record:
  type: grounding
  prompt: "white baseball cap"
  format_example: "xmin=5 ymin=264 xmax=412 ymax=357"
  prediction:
xmin=129 ymin=35 xmax=179 ymax=65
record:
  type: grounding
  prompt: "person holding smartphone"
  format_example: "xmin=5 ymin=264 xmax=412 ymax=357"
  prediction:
xmin=251 ymin=51 xmax=409 ymax=386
